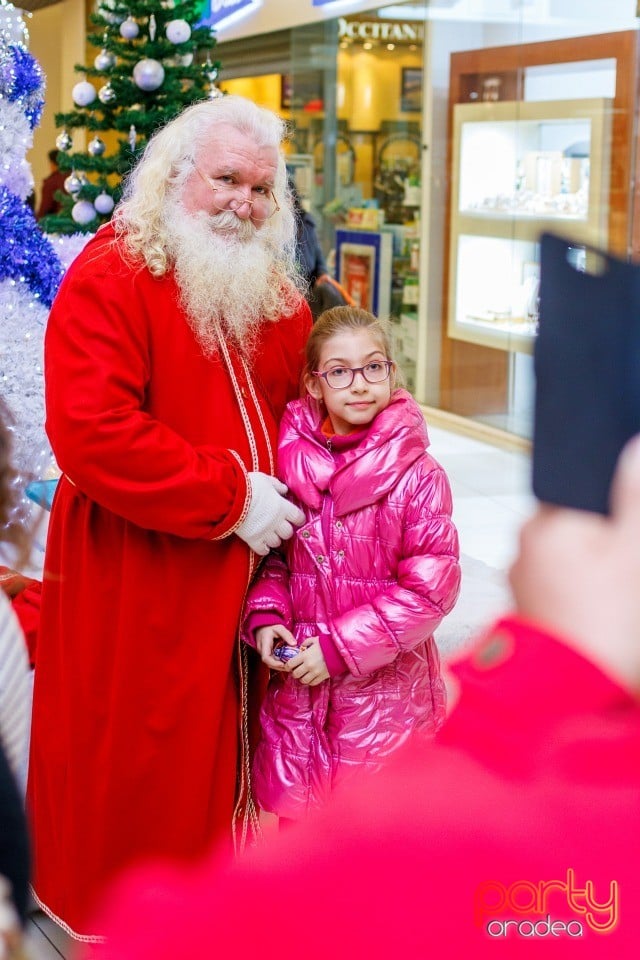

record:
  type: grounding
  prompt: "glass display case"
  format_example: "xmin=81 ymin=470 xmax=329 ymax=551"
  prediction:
xmin=447 ymin=98 xmax=612 ymax=353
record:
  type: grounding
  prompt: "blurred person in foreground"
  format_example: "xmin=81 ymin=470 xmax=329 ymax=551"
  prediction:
xmin=0 ymin=400 xmax=31 ymax=949
xmin=0 ymin=399 xmax=32 ymax=798
xmin=87 ymin=435 xmax=640 ymax=958
xmin=27 ymin=95 xmax=311 ymax=941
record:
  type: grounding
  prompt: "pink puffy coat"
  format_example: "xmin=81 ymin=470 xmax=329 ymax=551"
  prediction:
xmin=243 ymin=389 xmax=460 ymax=818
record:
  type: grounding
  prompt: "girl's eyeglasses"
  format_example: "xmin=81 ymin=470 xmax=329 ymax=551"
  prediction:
xmin=313 ymin=360 xmax=394 ymax=390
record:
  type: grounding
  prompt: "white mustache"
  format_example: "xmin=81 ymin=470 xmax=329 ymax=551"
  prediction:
xmin=208 ymin=210 xmax=257 ymax=241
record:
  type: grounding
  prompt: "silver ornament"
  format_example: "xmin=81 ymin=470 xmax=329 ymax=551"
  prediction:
xmin=88 ymin=136 xmax=106 ymax=157
xmin=178 ymin=52 xmax=193 ymax=67
xmin=98 ymin=83 xmax=117 ymax=104
xmin=94 ymin=48 xmax=116 ymax=72
xmin=208 ymin=84 xmax=224 ymax=100
xmin=94 ymin=192 xmax=115 ymax=215
xmin=71 ymin=200 xmax=97 ymax=226
xmin=148 ymin=14 xmax=157 ymax=42
xmin=119 ymin=16 xmax=139 ymax=40
xmin=166 ymin=19 xmax=191 ymax=45
xmin=72 ymin=81 xmax=97 ymax=107
xmin=133 ymin=58 xmax=165 ymax=92
xmin=56 ymin=130 xmax=72 ymax=151
xmin=64 ymin=171 xmax=83 ymax=196
xmin=128 ymin=125 xmax=137 ymax=151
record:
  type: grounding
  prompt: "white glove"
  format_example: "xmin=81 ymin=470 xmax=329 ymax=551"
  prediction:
xmin=236 ymin=472 xmax=305 ymax=556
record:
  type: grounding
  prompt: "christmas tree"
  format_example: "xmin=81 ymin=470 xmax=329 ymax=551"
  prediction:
xmin=41 ymin=0 xmax=221 ymax=235
xmin=0 ymin=0 xmax=61 ymax=541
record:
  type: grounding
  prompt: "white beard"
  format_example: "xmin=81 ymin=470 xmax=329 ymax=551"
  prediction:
xmin=163 ymin=203 xmax=294 ymax=356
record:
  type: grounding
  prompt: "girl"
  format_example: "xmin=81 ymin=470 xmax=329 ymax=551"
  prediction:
xmin=243 ymin=306 xmax=460 ymax=820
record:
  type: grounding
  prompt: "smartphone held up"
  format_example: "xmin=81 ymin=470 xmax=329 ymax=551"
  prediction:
xmin=532 ymin=232 xmax=640 ymax=515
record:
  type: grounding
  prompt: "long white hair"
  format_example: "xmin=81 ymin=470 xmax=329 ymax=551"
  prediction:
xmin=114 ymin=96 xmax=298 ymax=279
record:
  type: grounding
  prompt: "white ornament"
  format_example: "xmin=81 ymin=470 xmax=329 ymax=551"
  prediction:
xmin=71 ymin=201 xmax=97 ymax=225
xmin=133 ymin=58 xmax=165 ymax=92
xmin=72 ymin=81 xmax=97 ymax=107
xmin=177 ymin=52 xmax=193 ymax=67
xmin=94 ymin=192 xmax=115 ymax=215
xmin=119 ymin=16 xmax=139 ymax=40
xmin=166 ymin=19 xmax=191 ymax=45
xmin=148 ymin=14 xmax=157 ymax=41
xmin=94 ymin=49 xmax=116 ymax=71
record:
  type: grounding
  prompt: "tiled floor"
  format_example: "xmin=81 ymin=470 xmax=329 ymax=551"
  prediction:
xmin=428 ymin=421 xmax=533 ymax=659
xmin=25 ymin=910 xmax=70 ymax=960
xmin=22 ymin=419 xmax=532 ymax=959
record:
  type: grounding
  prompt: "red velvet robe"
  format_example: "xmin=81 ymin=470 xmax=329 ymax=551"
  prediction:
xmin=27 ymin=224 xmax=311 ymax=940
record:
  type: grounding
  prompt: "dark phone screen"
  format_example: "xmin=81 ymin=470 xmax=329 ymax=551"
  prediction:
xmin=533 ymin=232 xmax=640 ymax=515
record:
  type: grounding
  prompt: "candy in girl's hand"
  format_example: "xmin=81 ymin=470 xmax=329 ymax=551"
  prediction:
xmin=273 ymin=642 xmax=300 ymax=662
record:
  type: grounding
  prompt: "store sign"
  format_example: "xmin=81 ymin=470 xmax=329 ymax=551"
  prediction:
xmin=198 ymin=0 xmax=259 ymax=30
xmin=338 ymin=17 xmax=424 ymax=42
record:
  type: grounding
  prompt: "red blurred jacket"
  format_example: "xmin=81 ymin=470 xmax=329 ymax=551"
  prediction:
xmin=90 ymin=615 xmax=640 ymax=957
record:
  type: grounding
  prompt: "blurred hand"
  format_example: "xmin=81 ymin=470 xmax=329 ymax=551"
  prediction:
xmin=0 ymin=875 xmax=21 ymax=960
xmin=287 ymin=636 xmax=330 ymax=686
xmin=255 ymin=624 xmax=296 ymax=672
xmin=509 ymin=434 xmax=640 ymax=693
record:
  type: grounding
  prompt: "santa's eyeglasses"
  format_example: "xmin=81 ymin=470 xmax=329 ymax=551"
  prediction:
xmin=195 ymin=167 xmax=280 ymax=221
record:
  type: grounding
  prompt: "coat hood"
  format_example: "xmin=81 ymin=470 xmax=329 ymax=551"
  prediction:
xmin=278 ymin=389 xmax=430 ymax=515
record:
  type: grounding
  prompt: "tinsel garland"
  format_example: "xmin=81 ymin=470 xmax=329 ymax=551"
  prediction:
xmin=0 ymin=186 xmax=63 ymax=307
xmin=0 ymin=98 xmax=33 ymax=199
xmin=46 ymin=231 xmax=93 ymax=271
xmin=0 ymin=2 xmax=60 ymax=566
xmin=0 ymin=42 xmax=44 ymax=129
